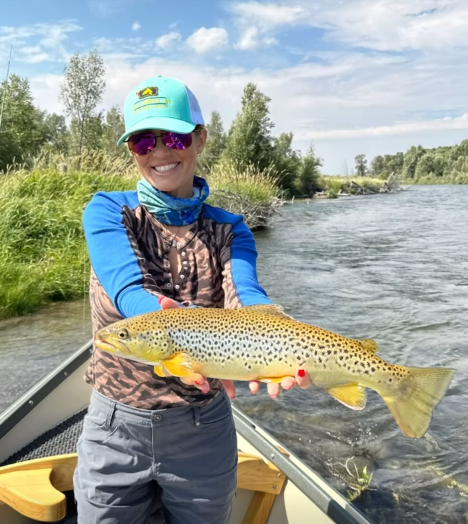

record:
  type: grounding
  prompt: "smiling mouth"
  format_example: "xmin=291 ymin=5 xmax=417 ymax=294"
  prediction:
xmin=152 ymin=163 xmax=179 ymax=174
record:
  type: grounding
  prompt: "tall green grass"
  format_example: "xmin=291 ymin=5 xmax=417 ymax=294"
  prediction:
xmin=207 ymin=160 xmax=281 ymax=202
xmin=0 ymin=165 xmax=138 ymax=319
xmin=319 ymin=176 xmax=386 ymax=193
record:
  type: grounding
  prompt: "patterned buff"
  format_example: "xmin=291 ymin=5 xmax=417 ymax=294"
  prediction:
xmin=137 ymin=176 xmax=210 ymax=226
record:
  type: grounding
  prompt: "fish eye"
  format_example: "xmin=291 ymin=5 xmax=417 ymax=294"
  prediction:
xmin=118 ymin=329 xmax=129 ymax=339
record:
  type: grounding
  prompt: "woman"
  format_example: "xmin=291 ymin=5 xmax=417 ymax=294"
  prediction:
xmin=74 ymin=75 xmax=311 ymax=524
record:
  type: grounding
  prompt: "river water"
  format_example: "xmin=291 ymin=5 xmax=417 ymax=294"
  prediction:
xmin=1 ymin=185 xmax=467 ymax=523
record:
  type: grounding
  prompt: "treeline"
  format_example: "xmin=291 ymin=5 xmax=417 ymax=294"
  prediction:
xmin=356 ymin=141 xmax=468 ymax=183
xmin=0 ymin=50 xmax=322 ymax=196
xmin=0 ymin=51 xmax=126 ymax=170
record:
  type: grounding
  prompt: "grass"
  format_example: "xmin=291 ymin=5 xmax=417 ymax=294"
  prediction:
xmin=0 ymin=152 xmax=282 ymax=319
xmin=0 ymin=151 xmax=139 ymax=319
xmin=319 ymin=175 xmax=386 ymax=194
xmin=206 ymin=161 xmax=283 ymax=230
xmin=207 ymin=160 xmax=282 ymax=203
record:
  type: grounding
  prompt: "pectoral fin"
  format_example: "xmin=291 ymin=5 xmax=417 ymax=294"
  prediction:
xmin=326 ymin=383 xmax=367 ymax=410
xmin=161 ymin=353 xmax=195 ymax=378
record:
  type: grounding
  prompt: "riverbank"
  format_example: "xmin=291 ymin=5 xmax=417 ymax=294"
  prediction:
xmin=290 ymin=174 xmax=402 ymax=201
xmin=0 ymin=157 xmax=281 ymax=320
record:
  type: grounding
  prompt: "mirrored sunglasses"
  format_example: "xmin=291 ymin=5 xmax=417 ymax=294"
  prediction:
xmin=126 ymin=131 xmax=193 ymax=156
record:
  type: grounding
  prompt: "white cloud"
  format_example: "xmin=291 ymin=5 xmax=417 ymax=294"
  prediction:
xmin=308 ymin=0 xmax=468 ymax=52
xmin=132 ymin=21 xmax=140 ymax=32
xmin=29 ymin=73 xmax=64 ymax=115
xmin=302 ymin=114 xmax=468 ymax=140
xmin=186 ymin=27 xmax=229 ymax=53
xmin=235 ymin=27 xmax=277 ymax=50
xmin=155 ymin=31 xmax=181 ymax=50
xmin=231 ymin=0 xmax=468 ymax=52
xmin=0 ymin=21 xmax=81 ymax=64
xmin=230 ymin=2 xmax=306 ymax=28
xmin=230 ymin=1 xmax=468 ymax=52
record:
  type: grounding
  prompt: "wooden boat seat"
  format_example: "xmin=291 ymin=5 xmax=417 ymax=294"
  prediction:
xmin=0 ymin=451 xmax=286 ymax=523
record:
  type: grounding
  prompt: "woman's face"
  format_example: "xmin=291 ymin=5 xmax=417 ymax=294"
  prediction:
xmin=132 ymin=128 xmax=207 ymax=198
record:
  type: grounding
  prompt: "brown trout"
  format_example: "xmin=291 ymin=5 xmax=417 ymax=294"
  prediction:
xmin=94 ymin=305 xmax=454 ymax=439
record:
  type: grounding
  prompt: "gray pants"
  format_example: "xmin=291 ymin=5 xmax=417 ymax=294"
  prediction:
xmin=74 ymin=390 xmax=238 ymax=524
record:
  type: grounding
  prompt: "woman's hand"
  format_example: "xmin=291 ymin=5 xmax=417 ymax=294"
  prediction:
xmin=158 ymin=297 xmax=313 ymax=399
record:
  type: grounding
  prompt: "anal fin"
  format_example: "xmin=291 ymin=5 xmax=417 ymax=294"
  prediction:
xmin=326 ymin=383 xmax=367 ymax=410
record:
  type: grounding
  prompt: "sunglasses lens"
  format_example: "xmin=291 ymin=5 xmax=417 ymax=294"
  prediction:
xmin=128 ymin=134 xmax=156 ymax=155
xmin=161 ymin=132 xmax=193 ymax=150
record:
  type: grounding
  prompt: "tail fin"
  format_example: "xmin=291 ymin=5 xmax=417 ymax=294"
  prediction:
xmin=381 ymin=367 xmax=454 ymax=439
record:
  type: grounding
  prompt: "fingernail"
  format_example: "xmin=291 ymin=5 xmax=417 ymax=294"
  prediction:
xmin=298 ymin=369 xmax=306 ymax=378
xmin=158 ymin=297 xmax=164 ymax=304
xmin=195 ymin=380 xmax=204 ymax=385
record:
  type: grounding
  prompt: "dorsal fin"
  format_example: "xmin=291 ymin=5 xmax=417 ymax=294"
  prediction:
xmin=241 ymin=304 xmax=293 ymax=319
xmin=360 ymin=338 xmax=379 ymax=353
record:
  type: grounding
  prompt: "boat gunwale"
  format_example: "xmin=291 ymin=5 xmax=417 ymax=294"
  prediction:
xmin=0 ymin=340 xmax=93 ymax=440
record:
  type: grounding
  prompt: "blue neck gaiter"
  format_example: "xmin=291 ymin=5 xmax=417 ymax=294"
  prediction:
xmin=136 ymin=176 xmax=210 ymax=226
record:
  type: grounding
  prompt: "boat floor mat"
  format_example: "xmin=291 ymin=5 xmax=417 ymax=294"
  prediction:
xmin=0 ymin=409 xmax=87 ymax=467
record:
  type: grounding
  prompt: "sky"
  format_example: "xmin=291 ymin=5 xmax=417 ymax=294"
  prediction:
xmin=1 ymin=0 xmax=468 ymax=173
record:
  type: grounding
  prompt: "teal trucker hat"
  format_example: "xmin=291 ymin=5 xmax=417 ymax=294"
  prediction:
xmin=117 ymin=75 xmax=205 ymax=145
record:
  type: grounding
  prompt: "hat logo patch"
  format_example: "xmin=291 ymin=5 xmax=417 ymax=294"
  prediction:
xmin=137 ymin=87 xmax=158 ymax=98
xmin=132 ymin=89 xmax=172 ymax=113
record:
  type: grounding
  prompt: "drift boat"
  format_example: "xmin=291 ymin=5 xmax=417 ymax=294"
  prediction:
xmin=0 ymin=341 xmax=373 ymax=524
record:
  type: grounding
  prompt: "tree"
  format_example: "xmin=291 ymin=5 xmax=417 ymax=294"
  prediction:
xmin=299 ymin=144 xmax=322 ymax=196
xmin=41 ymin=113 xmax=70 ymax=154
xmin=102 ymin=106 xmax=125 ymax=155
xmin=271 ymin=132 xmax=301 ymax=193
xmin=370 ymin=155 xmax=385 ymax=177
xmin=354 ymin=154 xmax=367 ymax=177
xmin=60 ymin=50 xmax=106 ymax=156
xmin=414 ymin=152 xmax=447 ymax=179
xmin=402 ymin=145 xmax=425 ymax=179
xmin=201 ymin=110 xmax=226 ymax=170
xmin=0 ymin=75 xmax=45 ymax=170
xmin=221 ymin=83 xmax=274 ymax=171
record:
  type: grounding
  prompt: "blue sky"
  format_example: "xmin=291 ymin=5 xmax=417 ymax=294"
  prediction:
xmin=1 ymin=0 xmax=468 ymax=173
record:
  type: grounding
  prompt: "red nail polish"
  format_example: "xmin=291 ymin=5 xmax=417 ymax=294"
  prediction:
xmin=298 ymin=369 xmax=306 ymax=378
xmin=158 ymin=297 xmax=164 ymax=304
xmin=195 ymin=380 xmax=204 ymax=385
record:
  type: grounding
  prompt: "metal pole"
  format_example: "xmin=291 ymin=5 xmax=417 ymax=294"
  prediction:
xmin=0 ymin=45 xmax=13 ymax=133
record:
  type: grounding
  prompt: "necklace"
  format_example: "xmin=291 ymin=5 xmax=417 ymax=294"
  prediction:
xmin=168 ymin=226 xmax=180 ymax=248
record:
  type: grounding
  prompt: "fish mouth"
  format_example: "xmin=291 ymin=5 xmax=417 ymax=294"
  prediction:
xmin=94 ymin=337 xmax=131 ymax=355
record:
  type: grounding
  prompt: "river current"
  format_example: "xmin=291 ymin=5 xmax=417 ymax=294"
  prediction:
xmin=1 ymin=185 xmax=467 ymax=523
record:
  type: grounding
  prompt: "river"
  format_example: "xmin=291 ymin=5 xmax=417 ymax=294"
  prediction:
xmin=1 ymin=185 xmax=467 ymax=523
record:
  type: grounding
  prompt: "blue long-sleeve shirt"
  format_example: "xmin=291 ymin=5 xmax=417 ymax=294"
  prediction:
xmin=82 ymin=190 xmax=272 ymax=408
